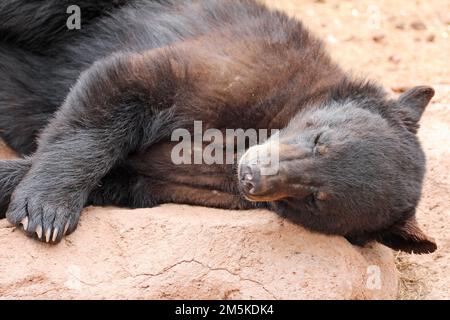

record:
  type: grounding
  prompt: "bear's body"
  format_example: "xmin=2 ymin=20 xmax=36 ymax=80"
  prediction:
xmin=0 ymin=0 xmax=436 ymax=253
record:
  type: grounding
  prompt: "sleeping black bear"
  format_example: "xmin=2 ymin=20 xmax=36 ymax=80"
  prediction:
xmin=0 ymin=0 xmax=436 ymax=253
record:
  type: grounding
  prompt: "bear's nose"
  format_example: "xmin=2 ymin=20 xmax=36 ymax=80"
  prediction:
xmin=239 ymin=164 xmax=261 ymax=195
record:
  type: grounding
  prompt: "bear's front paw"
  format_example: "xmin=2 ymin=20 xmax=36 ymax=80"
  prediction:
xmin=6 ymin=185 xmax=83 ymax=244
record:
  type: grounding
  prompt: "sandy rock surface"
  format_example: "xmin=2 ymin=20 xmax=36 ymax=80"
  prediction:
xmin=0 ymin=204 xmax=397 ymax=299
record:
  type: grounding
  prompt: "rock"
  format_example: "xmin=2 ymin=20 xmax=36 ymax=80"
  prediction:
xmin=426 ymin=34 xmax=435 ymax=42
xmin=395 ymin=22 xmax=405 ymax=30
xmin=388 ymin=55 xmax=401 ymax=65
xmin=327 ymin=34 xmax=338 ymax=44
xmin=372 ymin=33 xmax=386 ymax=43
xmin=410 ymin=21 xmax=426 ymax=30
xmin=0 ymin=205 xmax=398 ymax=299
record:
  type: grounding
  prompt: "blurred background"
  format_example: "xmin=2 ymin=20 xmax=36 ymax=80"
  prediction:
xmin=263 ymin=0 xmax=450 ymax=300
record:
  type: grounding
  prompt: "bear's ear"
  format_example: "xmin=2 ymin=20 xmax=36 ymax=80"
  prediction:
xmin=378 ymin=216 xmax=437 ymax=254
xmin=396 ymin=86 xmax=434 ymax=133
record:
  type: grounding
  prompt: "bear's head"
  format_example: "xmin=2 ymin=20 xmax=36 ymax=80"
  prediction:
xmin=238 ymin=84 xmax=437 ymax=254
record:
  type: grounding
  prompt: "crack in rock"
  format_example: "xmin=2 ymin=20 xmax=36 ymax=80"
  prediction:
xmin=134 ymin=258 xmax=277 ymax=299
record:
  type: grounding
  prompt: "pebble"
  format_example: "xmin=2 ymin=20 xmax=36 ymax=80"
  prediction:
xmin=388 ymin=55 xmax=401 ymax=64
xmin=327 ymin=34 xmax=338 ymax=44
xmin=410 ymin=20 xmax=427 ymax=30
xmin=426 ymin=34 xmax=436 ymax=42
xmin=372 ymin=33 xmax=386 ymax=43
xmin=395 ymin=22 xmax=405 ymax=30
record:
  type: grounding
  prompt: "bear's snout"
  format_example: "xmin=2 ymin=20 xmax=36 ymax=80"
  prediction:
xmin=238 ymin=162 xmax=263 ymax=197
xmin=237 ymin=141 xmax=292 ymax=201
xmin=238 ymin=162 xmax=281 ymax=201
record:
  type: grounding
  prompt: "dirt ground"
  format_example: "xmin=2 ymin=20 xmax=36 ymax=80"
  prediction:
xmin=264 ymin=0 xmax=450 ymax=299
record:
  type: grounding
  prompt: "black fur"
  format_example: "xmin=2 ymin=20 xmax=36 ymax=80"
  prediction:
xmin=0 ymin=0 xmax=436 ymax=252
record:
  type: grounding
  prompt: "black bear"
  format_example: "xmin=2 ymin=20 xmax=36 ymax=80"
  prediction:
xmin=0 ymin=0 xmax=436 ymax=253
